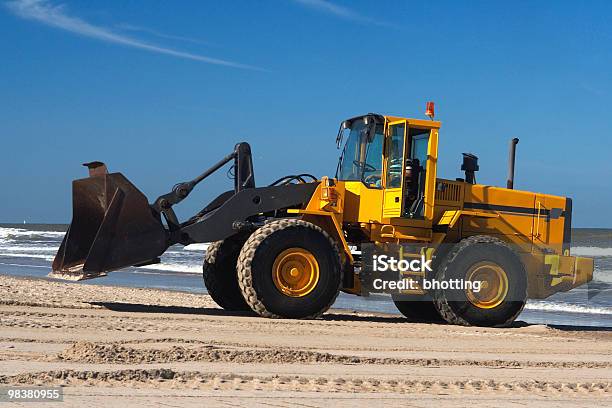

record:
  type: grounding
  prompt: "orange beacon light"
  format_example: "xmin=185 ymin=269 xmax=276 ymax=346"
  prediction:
xmin=425 ymin=101 xmax=435 ymax=120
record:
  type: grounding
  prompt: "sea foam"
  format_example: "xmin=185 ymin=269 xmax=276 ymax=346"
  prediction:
xmin=525 ymin=300 xmax=612 ymax=315
xmin=571 ymin=246 xmax=612 ymax=257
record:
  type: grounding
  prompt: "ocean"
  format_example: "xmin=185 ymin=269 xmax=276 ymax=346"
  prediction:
xmin=1 ymin=223 xmax=610 ymax=327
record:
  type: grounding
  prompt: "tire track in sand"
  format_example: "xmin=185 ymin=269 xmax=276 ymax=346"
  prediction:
xmin=41 ymin=341 xmax=611 ymax=369
xmin=1 ymin=369 xmax=609 ymax=395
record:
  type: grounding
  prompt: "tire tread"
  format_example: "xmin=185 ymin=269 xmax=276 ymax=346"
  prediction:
xmin=237 ymin=218 xmax=342 ymax=319
xmin=432 ymin=235 xmax=526 ymax=327
xmin=203 ymin=239 xmax=250 ymax=311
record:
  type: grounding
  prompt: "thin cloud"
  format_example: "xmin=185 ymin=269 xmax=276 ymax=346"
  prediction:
xmin=5 ymin=0 xmax=263 ymax=71
xmin=116 ymin=23 xmax=215 ymax=47
xmin=292 ymin=0 xmax=397 ymax=28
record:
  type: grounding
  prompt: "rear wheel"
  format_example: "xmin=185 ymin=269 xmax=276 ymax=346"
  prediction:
xmin=392 ymin=294 xmax=444 ymax=322
xmin=432 ymin=235 xmax=527 ymax=327
xmin=202 ymin=237 xmax=250 ymax=311
xmin=392 ymin=252 xmax=446 ymax=323
xmin=237 ymin=219 xmax=342 ymax=319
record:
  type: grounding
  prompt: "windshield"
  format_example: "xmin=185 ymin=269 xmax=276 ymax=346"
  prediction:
xmin=336 ymin=120 xmax=384 ymax=187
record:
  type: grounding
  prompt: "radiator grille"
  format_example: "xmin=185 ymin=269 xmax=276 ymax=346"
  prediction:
xmin=436 ymin=181 xmax=462 ymax=203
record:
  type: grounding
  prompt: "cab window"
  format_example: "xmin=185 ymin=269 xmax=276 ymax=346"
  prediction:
xmin=385 ymin=123 xmax=405 ymax=188
xmin=403 ymin=127 xmax=430 ymax=217
xmin=337 ymin=121 xmax=384 ymax=188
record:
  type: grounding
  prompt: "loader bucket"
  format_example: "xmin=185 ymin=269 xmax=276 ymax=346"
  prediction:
xmin=51 ymin=162 xmax=168 ymax=280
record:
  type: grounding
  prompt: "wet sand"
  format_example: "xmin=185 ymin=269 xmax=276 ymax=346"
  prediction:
xmin=0 ymin=275 xmax=610 ymax=407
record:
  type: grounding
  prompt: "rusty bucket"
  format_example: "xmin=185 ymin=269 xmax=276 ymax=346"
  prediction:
xmin=50 ymin=162 xmax=168 ymax=280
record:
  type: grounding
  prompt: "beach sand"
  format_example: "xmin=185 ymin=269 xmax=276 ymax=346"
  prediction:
xmin=0 ymin=275 xmax=610 ymax=407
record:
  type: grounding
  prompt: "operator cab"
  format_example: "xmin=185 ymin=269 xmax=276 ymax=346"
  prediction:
xmin=335 ymin=114 xmax=385 ymax=188
xmin=336 ymin=113 xmax=440 ymax=220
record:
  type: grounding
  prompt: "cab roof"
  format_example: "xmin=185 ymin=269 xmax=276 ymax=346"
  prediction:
xmin=344 ymin=113 xmax=441 ymax=129
xmin=384 ymin=114 xmax=441 ymax=129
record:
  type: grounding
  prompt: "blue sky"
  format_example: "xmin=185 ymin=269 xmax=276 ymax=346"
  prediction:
xmin=1 ymin=0 xmax=611 ymax=227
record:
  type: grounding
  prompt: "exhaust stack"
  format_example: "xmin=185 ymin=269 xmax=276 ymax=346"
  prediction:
xmin=506 ymin=138 xmax=519 ymax=189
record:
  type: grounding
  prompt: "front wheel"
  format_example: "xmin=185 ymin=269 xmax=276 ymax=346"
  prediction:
xmin=432 ymin=235 xmax=527 ymax=327
xmin=237 ymin=219 xmax=342 ymax=319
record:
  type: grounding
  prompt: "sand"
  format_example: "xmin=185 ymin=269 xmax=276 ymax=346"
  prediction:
xmin=0 ymin=275 xmax=610 ymax=407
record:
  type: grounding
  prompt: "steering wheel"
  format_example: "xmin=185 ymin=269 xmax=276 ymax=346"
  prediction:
xmin=364 ymin=174 xmax=381 ymax=186
xmin=353 ymin=160 xmax=376 ymax=172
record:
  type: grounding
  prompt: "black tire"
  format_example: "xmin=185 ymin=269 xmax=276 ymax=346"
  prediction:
xmin=432 ymin=235 xmax=527 ymax=327
xmin=237 ymin=219 xmax=342 ymax=319
xmin=202 ymin=237 xmax=250 ymax=311
xmin=392 ymin=250 xmax=447 ymax=323
xmin=392 ymin=294 xmax=444 ymax=322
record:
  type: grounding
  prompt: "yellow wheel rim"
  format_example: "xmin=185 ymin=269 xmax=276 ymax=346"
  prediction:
xmin=465 ymin=261 xmax=509 ymax=309
xmin=272 ymin=247 xmax=320 ymax=297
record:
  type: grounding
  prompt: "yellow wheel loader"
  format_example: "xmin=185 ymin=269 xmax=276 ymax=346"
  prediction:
xmin=51 ymin=104 xmax=594 ymax=327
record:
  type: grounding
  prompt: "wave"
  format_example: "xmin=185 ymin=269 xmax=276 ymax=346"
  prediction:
xmin=0 ymin=252 xmax=55 ymax=261
xmin=0 ymin=227 xmax=65 ymax=243
xmin=136 ymin=263 xmax=201 ymax=274
xmin=525 ymin=301 xmax=612 ymax=315
xmin=0 ymin=262 xmax=50 ymax=269
xmin=0 ymin=245 xmax=59 ymax=253
xmin=571 ymin=246 xmax=612 ymax=257
xmin=593 ymin=271 xmax=612 ymax=285
xmin=183 ymin=243 xmax=210 ymax=252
